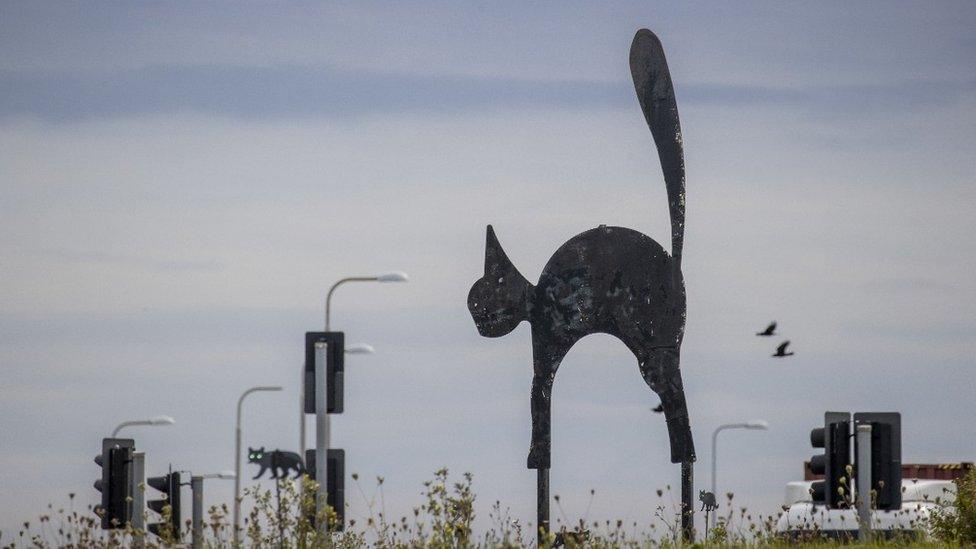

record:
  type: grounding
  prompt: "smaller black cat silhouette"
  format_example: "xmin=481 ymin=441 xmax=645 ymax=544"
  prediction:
xmin=247 ymin=447 xmax=306 ymax=479
xmin=699 ymin=490 xmax=717 ymax=512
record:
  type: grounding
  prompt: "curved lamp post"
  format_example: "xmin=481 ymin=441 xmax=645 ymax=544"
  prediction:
xmin=325 ymin=271 xmax=410 ymax=330
xmin=233 ymin=385 xmax=282 ymax=546
xmin=111 ymin=415 xmax=175 ymax=437
xmin=299 ymin=271 xmax=408 ymax=456
xmin=711 ymin=420 xmax=769 ymax=496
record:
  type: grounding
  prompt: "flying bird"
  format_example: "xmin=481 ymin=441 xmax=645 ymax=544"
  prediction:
xmin=773 ymin=341 xmax=794 ymax=357
xmin=756 ymin=322 xmax=777 ymax=336
xmin=651 ymin=403 xmax=664 ymax=413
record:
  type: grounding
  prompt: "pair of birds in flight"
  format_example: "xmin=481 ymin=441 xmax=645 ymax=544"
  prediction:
xmin=757 ymin=321 xmax=793 ymax=357
xmin=651 ymin=320 xmax=794 ymax=414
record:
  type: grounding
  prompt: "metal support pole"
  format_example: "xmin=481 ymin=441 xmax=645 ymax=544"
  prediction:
xmin=705 ymin=507 xmax=711 ymax=541
xmin=191 ymin=476 xmax=204 ymax=549
xmin=130 ymin=452 xmax=145 ymax=547
xmin=711 ymin=428 xmax=719 ymax=496
xmin=536 ymin=468 xmax=549 ymax=546
xmin=300 ymin=366 xmax=306 ymax=458
xmin=857 ymin=424 xmax=872 ymax=541
xmin=315 ymin=342 xmax=330 ymax=535
xmin=681 ymin=461 xmax=694 ymax=542
xmin=234 ymin=416 xmax=242 ymax=545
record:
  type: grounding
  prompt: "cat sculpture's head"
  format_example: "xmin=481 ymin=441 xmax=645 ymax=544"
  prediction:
xmin=467 ymin=226 xmax=533 ymax=338
xmin=247 ymin=447 xmax=265 ymax=463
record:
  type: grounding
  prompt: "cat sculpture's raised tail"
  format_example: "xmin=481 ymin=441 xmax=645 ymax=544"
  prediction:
xmin=630 ymin=28 xmax=686 ymax=269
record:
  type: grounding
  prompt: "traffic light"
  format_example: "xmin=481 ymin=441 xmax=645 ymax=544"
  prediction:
xmin=93 ymin=438 xmax=134 ymax=529
xmin=147 ymin=471 xmax=181 ymax=540
xmin=305 ymin=449 xmax=317 ymax=525
xmin=854 ymin=412 xmax=902 ymax=510
xmin=304 ymin=332 xmax=344 ymax=414
xmin=327 ymin=449 xmax=346 ymax=530
xmin=303 ymin=448 xmax=345 ymax=531
xmin=809 ymin=412 xmax=851 ymax=508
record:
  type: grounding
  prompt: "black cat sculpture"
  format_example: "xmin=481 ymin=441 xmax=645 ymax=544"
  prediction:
xmin=247 ymin=447 xmax=306 ymax=479
xmin=699 ymin=490 xmax=718 ymax=512
xmin=467 ymin=28 xmax=695 ymax=470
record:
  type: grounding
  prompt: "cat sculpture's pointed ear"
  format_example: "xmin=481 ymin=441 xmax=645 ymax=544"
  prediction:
xmin=485 ymin=225 xmax=500 ymax=275
xmin=485 ymin=225 xmax=517 ymax=277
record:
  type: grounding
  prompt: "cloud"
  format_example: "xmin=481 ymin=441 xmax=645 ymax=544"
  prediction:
xmin=2 ymin=63 xmax=973 ymax=122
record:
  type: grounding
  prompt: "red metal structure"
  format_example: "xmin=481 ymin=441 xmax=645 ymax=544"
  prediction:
xmin=805 ymin=461 xmax=973 ymax=481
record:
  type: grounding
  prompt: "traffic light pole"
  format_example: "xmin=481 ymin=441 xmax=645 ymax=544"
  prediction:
xmin=131 ymin=452 xmax=146 ymax=546
xmin=191 ymin=476 xmax=204 ymax=549
xmin=315 ymin=341 xmax=330 ymax=535
xmin=856 ymin=424 xmax=872 ymax=541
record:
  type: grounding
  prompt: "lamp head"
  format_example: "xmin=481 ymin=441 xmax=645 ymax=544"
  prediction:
xmin=149 ymin=415 xmax=176 ymax=426
xmin=745 ymin=420 xmax=770 ymax=430
xmin=376 ymin=271 xmax=409 ymax=283
xmin=345 ymin=343 xmax=375 ymax=355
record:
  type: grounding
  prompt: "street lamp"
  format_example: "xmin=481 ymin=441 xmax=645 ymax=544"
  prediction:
xmin=299 ymin=271 xmax=409 ymax=456
xmin=324 ymin=271 xmax=410 ymax=330
xmin=111 ymin=415 xmax=175 ymax=437
xmin=711 ymin=420 xmax=769 ymax=496
xmin=233 ymin=385 xmax=282 ymax=546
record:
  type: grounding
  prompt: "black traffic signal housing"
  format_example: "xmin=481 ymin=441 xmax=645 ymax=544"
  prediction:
xmin=147 ymin=471 xmax=181 ymax=540
xmin=809 ymin=412 xmax=851 ymax=508
xmin=327 ymin=448 xmax=346 ymax=530
xmin=93 ymin=438 xmax=135 ymax=529
xmin=303 ymin=448 xmax=345 ymax=531
xmin=854 ymin=412 xmax=902 ymax=511
xmin=304 ymin=449 xmax=317 ymax=525
xmin=304 ymin=331 xmax=344 ymax=414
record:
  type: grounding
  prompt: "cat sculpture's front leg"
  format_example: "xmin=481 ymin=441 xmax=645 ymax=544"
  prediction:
xmin=253 ymin=465 xmax=267 ymax=480
xmin=528 ymin=334 xmax=569 ymax=469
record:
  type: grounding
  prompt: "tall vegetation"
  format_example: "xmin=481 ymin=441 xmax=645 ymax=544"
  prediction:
xmin=929 ymin=468 xmax=976 ymax=544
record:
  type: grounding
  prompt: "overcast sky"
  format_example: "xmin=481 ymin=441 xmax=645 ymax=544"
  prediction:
xmin=1 ymin=1 xmax=974 ymax=540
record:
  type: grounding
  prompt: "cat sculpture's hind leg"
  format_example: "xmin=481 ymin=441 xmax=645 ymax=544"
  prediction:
xmin=528 ymin=334 xmax=571 ymax=469
xmin=636 ymin=346 xmax=696 ymax=463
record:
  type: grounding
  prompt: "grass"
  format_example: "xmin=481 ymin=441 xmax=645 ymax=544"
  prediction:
xmin=2 ymin=468 xmax=973 ymax=548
